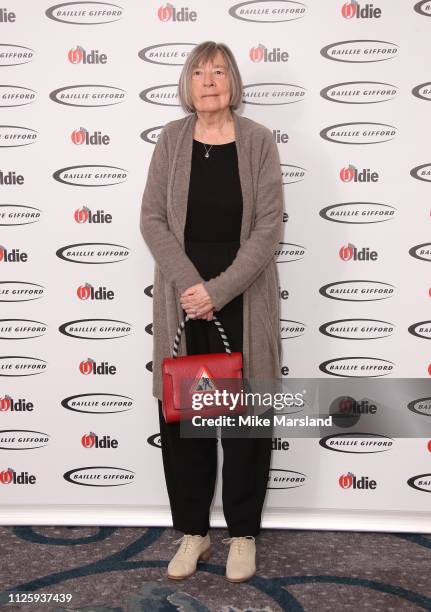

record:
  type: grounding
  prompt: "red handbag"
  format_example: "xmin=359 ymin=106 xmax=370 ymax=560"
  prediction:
xmin=161 ymin=314 xmax=246 ymax=423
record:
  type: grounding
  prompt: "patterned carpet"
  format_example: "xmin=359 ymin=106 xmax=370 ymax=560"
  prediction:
xmin=0 ymin=526 xmax=430 ymax=611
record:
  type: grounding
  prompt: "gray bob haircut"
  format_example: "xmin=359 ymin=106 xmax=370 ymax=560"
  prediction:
xmin=178 ymin=41 xmax=243 ymax=113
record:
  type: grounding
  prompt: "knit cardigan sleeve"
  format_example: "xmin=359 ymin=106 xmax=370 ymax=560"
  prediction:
xmin=140 ymin=127 xmax=204 ymax=295
xmin=202 ymin=129 xmax=283 ymax=312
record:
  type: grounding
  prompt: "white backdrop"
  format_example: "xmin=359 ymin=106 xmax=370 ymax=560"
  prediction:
xmin=1 ymin=0 xmax=431 ymax=532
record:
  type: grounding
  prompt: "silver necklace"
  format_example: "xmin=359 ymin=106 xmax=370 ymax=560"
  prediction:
xmin=203 ymin=142 xmax=214 ymax=158
xmin=196 ymin=115 xmax=232 ymax=158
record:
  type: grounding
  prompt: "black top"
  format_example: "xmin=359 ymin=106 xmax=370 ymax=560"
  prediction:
xmin=182 ymin=138 xmax=244 ymax=355
xmin=184 ymin=139 xmax=243 ymax=244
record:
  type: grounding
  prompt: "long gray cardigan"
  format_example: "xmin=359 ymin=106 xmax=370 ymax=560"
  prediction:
xmin=140 ymin=111 xmax=284 ymax=406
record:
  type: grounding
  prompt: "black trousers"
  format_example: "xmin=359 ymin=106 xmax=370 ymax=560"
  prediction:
xmin=158 ymin=273 xmax=273 ymax=536
xmin=158 ymin=399 xmax=273 ymax=537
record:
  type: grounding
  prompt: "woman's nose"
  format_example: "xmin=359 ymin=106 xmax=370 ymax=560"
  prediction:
xmin=202 ymin=73 xmax=215 ymax=86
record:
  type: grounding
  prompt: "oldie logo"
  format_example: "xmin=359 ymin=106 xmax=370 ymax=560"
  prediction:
xmin=73 ymin=206 xmax=112 ymax=223
xmin=81 ymin=432 xmax=118 ymax=449
xmin=339 ymin=472 xmax=377 ymax=489
xmin=76 ymin=283 xmax=115 ymax=301
xmin=0 ymin=468 xmax=37 ymax=485
xmin=157 ymin=4 xmax=197 ymax=21
xmin=0 ymin=395 xmax=35 ymax=413
xmin=71 ymin=128 xmax=110 ymax=146
xmin=79 ymin=358 xmax=116 ymax=376
xmin=249 ymin=44 xmax=289 ymax=62
xmin=0 ymin=170 xmax=24 ymax=185
xmin=339 ymin=243 xmax=378 ymax=261
xmin=273 ymin=129 xmax=289 ymax=143
xmin=341 ymin=2 xmax=382 ymax=19
xmin=67 ymin=46 xmax=107 ymax=64
xmin=339 ymin=165 xmax=379 ymax=183
xmin=0 ymin=246 xmax=28 ymax=263
xmin=0 ymin=7 xmax=16 ymax=22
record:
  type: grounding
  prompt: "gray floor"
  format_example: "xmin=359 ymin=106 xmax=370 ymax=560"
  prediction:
xmin=0 ymin=526 xmax=430 ymax=611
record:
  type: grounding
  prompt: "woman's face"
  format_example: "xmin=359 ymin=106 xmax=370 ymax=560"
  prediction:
xmin=190 ymin=50 xmax=231 ymax=114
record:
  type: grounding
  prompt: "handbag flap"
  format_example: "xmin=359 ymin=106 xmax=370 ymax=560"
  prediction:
xmin=162 ymin=351 xmax=243 ymax=408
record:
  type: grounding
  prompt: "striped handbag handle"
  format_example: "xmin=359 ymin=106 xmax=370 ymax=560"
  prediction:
xmin=171 ymin=314 xmax=232 ymax=357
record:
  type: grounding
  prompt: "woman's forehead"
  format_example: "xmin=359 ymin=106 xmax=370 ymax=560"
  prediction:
xmin=195 ymin=52 xmax=227 ymax=68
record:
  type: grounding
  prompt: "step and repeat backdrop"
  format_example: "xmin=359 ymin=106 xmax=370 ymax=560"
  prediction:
xmin=1 ymin=0 xmax=431 ymax=530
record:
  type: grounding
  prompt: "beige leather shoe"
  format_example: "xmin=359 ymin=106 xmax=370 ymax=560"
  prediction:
xmin=167 ymin=533 xmax=211 ymax=580
xmin=222 ymin=535 xmax=256 ymax=582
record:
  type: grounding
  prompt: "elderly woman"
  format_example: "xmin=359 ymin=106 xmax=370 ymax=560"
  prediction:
xmin=140 ymin=41 xmax=283 ymax=583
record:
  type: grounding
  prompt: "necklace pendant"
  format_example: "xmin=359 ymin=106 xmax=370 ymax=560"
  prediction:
xmin=205 ymin=152 xmax=209 ymax=158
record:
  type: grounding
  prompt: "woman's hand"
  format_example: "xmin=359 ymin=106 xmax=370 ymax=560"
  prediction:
xmin=180 ymin=283 xmax=214 ymax=319
xmin=201 ymin=308 xmax=214 ymax=321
